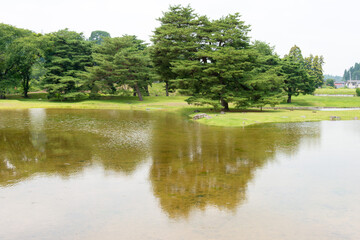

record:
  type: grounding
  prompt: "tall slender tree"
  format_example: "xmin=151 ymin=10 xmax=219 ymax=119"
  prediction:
xmin=281 ymin=55 xmax=315 ymax=103
xmin=304 ymin=54 xmax=324 ymax=88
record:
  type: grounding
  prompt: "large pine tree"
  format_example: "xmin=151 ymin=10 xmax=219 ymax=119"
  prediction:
xmin=43 ymin=29 xmax=93 ymax=99
xmin=151 ymin=5 xmax=201 ymax=96
xmin=87 ymin=35 xmax=152 ymax=101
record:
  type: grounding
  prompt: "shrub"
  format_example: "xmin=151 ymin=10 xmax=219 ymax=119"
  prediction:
xmin=61 ymin=92 xmax=87 ymax=101
xmin=89 ymin=93 xmax=101 ymax=100
xmin=356 ymin=88 xmax=360 ymax=97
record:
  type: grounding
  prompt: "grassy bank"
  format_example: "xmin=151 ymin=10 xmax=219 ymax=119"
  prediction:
xmin=314 ymin=88 xmax=355 ymax=95
xmin=278 ymin=95 xmax=360 ymax=107
xmin=1 ymin=93 xmax=360 ymax=127
xmin=193 ymin=109 xmax=360 ymax=127
xmin=1 ymin=93 xmax=188 ymax=110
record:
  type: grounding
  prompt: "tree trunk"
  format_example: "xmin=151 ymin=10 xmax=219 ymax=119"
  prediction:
xmin=23 ymin=76 xmax=30 ymax=98
xmin=287 ymin=94 xmax=292 ymax=103
xmin=110 ymin=85 xmax=117 ymax=94
xmin=145 ymin=85 xmax=150 ymax=96
xmin=221 ymin=98 xmax=229 ymax=111
xmin=165 ymin=81 xmax=169 ymax=96
xmin=135 ymin=83 xmax=143 ymax=101
xmin=0 ymin=76 xmax=6 ymax=99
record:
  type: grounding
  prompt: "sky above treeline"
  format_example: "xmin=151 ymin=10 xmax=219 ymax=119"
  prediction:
xmin=1 ymin=0 xmax=359 ymax=76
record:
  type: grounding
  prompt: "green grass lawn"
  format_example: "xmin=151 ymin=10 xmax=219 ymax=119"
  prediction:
xmin=2 ymin=92 xmax=360 ymax=127
xmin=148 ymin=82 xmax=179 ymax=96
xmin=193 ymin=109 xmax=360 ymax=127
xmin=279 ymin=95 xmax=360 ymax=107
xmin=314 ymin=88 xmax=355 ymax=95
xmin=1 ymin=94 xmax=188 ymax=110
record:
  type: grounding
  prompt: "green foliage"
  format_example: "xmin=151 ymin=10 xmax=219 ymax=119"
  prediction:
xmin=151 ymin=6 xmax=286 ymax=110
xmin=151 ymin=5 xmax=200 ymax=96
xmin=343 ymin=63 xmax=360 ymax=80
xmin=304 ymin=54 xmax=324 ymax=88
xmin=245 ymin=41 xmax=284 ymax=108
xmin=0 ymin=9 xmax=325 ymax=108
xmin=61 ymin=92 xmax=87 ymax=101
xmin=325 ymin=78 xmax=335 ymax=88
xmin=148 ymin=82 xmax=179 ymax=96
xmin=185 ymin=96 xmax=222 ymax=109
xmin=89 ymin=30 xmax=111 ymax=45
xmin=43 ymin=29 xmax=93 ymax=99
xmin=8 ymin=34 xmax=44 ymax=97
xmin=324 ymin=74 xmax=342 ymax=82
xmin=172 ymin=12 xmax=253 ymax=110
xmin=286 ymin=45 xmax=304 ymax=63
xmin=280 ymin=45 xmax=324 ymax=103
xmin=113 ymin=36 xmax=151 ymax=101
xmin=281 ymin=53 xmax=315 ymax=103
xmin=252 ymin=40 xmax=276 ymax=56
xmin=356 ymin=88 xmax=360 ymax=97
xmin=30 ymin=60 xmax=47 ymax=91
xmin=0 ymin=23 xmax=33 ymax=98
xmin=88 ymin=92 xmax=101 ymax=100
xmin=169 ymin=12 xmax=284 ymax=110
xmin=87 ymin=35 xmax=152 ymax=101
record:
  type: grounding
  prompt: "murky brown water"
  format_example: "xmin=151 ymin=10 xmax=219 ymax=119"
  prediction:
xmin=0 ymin=109 xmax=359 ymax=240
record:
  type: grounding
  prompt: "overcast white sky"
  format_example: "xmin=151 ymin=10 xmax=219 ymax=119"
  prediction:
xmin=1 ymin=0 xmax=359 ymax=76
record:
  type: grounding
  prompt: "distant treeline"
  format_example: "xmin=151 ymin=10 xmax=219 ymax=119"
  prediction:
xmin=343 ymin=63 xmax=360 ymax=81
xmin=0 ymin=5 xmax=324 ymax=106
xmin=324 ymin=74 xmax=343 ymax=82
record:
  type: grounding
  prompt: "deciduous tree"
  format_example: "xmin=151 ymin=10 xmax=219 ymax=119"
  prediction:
xmin=0 ymin=23 xmax=32 ymax=98
xmin=9 ymin=34 xmax=43 ymax=97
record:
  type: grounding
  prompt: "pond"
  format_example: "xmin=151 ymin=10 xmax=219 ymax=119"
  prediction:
xmin=0 ymin=109 xmax=359 ymax=240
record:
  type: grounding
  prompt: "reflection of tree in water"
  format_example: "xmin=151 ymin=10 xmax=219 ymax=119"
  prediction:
xmin=0 ymin=109 xmax=153 ymax=186
xmin=150 ymin=117 xmax=320 ymax=219
xmin=0 ymin=129 xmax=94 ymax=185
xmin=89 ymin=110 xmax=153 ymax=174
xmin=0 ymin=108 xmax=321 ymax=216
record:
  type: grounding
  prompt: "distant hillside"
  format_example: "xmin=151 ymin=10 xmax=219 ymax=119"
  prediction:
xmin=324 ymin=74 xmax=343 ymax=82
xmin=343 ymin=62 xmax=360 ymax=80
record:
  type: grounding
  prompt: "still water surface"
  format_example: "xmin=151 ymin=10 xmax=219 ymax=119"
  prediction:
xmin=0 ymin=109 xmax=359 ymax=240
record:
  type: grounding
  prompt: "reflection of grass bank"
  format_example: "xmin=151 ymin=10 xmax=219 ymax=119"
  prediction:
xmin=2 ymin=93 xmax=360 ymax=127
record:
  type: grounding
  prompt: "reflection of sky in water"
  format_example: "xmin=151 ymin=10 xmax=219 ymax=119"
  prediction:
xmin=29 ymin=108 xmax=47 ymax=153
